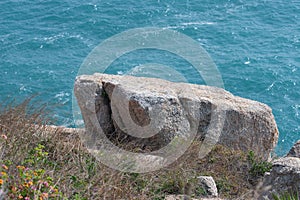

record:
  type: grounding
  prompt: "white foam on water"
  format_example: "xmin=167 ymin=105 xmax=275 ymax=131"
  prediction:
xmin=181 ymin=21 xmax=216 ymax=26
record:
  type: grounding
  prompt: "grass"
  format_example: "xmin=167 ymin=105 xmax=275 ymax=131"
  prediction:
xmin=272 ymin=191 xmax=299 ymax=200
xmin=0 ymin=97 xmax=272 ymax=199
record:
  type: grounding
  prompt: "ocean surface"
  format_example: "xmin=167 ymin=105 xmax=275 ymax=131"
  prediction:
xmin=0 ymin=0 xmax=299 ymax=155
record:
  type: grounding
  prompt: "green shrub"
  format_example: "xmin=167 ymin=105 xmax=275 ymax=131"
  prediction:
xmin=248 ymin=150 xmax=272 ymax=177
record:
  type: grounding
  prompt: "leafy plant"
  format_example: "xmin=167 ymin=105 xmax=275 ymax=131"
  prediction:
xmin=248 ymin=150 xmax=272 ymax=177
xmin=23 ymin=144 xmax=49 ymax=167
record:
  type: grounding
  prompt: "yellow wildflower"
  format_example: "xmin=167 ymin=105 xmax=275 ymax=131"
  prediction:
xmin=17 ymin=166 xmax=25 ymax=170
xmin=1 ymin=171 xmax=7 ymax=176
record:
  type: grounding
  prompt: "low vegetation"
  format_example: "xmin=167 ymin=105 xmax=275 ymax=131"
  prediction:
xmin=272 ymin=191 xmax=299 ymax=200
xmin=0 ymin=98 xmax=272 ymax=199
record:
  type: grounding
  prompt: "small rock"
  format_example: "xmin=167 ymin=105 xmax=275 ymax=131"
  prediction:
xmin=198 ymin=176 xmax=218 ymax=197
xmin=164 ymin=195 xmax=224 ymax=200
xmin=165 ymin=195 xmax=193 ymax=200
xmin=287 ymin=140 xmax=300 ymax=158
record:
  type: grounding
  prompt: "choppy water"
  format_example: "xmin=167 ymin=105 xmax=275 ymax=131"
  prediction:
xmin=0 ymin=0 xmax=299 ymax=155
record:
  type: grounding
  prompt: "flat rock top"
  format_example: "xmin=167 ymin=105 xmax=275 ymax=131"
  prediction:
xmin=76 ymin=73 xmax=272 ymax=113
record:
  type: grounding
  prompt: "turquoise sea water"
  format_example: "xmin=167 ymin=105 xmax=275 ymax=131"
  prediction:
xmin=0 ymin=0 xmax=299 ymax=155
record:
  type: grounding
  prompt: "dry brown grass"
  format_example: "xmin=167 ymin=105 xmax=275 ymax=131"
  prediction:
xmin=0 ymin=98 xmax=263 ymax=199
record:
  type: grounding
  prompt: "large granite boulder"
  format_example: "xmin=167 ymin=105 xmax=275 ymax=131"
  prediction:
xmin=74 ymin=73 xmax=278 ymax=160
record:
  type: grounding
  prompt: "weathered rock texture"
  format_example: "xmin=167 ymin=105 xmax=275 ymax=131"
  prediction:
xmin=257 ymin=157 xmax=300 ymax=199
xmin=74 ymin=73 xmax=278 ymax=159
xmin=198 ymin=176 xmax=218 ymax=197
xmin=287 ymin=140 xmax=300 ymax=158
